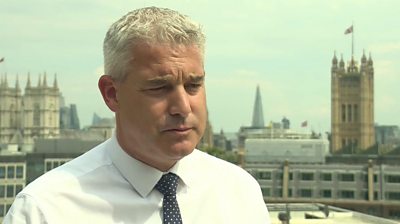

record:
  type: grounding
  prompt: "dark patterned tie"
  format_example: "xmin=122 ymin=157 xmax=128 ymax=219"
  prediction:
xmin=155 ymin=172 xmax=183 ymax=224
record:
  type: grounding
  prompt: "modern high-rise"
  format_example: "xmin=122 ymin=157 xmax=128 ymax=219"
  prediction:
xmin=331 ymin=52 xmax=375 ymax=153
xmin=252 ymin=85 xmax=265 ymax=128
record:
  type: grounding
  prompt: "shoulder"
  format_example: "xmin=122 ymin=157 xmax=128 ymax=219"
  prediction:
xmin=21 ymin=139 xmax=113 ymax=198
xmin=189 ymin=149 xmax=259 ymax=187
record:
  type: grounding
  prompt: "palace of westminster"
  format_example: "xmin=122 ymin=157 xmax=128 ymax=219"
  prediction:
xmin=1 ymin=51 xmax=400 ymax=221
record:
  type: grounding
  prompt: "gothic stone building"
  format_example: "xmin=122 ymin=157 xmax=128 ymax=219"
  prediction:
xmin=331 ymin=52 xmax=375 ymax=153
xmin=0 ymin=74 xmax=60 ymax=148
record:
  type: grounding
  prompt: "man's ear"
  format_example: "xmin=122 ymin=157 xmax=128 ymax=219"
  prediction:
xmin=98 ymin=75 xmax=119 ymax=112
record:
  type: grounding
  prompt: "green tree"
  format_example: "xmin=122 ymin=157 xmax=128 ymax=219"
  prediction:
xmin=200 ymin=147 xmax=239 ymax=164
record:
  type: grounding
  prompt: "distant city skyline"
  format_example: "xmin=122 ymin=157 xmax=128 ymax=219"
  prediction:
xmin=1 ymin=1 xmax=399 ymax=133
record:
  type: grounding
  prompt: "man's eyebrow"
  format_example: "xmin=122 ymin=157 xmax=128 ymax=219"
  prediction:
xmin=145 ymin=75 xmax=174 ymax=85
xmin=187 ymin=74 xmax=205 ymax=82
xmin=145 ymin=74 xmax=205 ymax=85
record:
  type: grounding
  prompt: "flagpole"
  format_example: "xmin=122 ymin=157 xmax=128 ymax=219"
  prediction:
xmin=352 ymin=22 xmax=354 ymax=58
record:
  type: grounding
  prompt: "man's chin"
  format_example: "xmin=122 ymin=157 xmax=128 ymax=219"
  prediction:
xmin=167 ymin=142 xmax=196 ymax=158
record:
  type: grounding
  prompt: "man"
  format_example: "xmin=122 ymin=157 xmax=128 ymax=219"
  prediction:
xmin=4 ymin=7 xmax=270 ymax=223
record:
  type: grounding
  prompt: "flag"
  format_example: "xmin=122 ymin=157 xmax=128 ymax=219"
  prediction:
xmin=344 ymin=25 xmax=353 ymax=35
xmin=0 ymin=57 xmax=4 ymax=63
xmin=301 ymin=120 xmax=308 ymax=127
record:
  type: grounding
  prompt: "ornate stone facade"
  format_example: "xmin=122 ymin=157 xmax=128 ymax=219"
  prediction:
xmin=331 ymin=52 xmax=375 ymax=153
xmin=0 ymin=73 xmax=60 ymax=149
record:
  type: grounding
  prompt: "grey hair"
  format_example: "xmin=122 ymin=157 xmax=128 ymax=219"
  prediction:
xmin=103 ymin=7 xmax=206 ymax=81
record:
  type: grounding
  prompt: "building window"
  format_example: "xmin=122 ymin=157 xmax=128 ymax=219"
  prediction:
xmin=288 ymin=188 xmax=293 ymax=197
xmin=300 ymin=172 xmax=314 ymax=181
xmin=374 ymin=174 xmax=378 ymax=183
xmin=0 ymin=185 xmax=5 ymax=198
xmin=261 ymin=188 xmax=271 ymax=197
xmin=275 ymin=172 xmax=283 ymax=181
xmin=45 ymin=161 xmax=52 ymax=172
xmin=299 ymin=189 xmax=312 ymax=197
xmin=6 ymin=204 xmax=11 ymax=215
xmin=15 ymin=184 xmax=23 ymax=195
xmin=342 ymin=139 xmax=346 ymax=148
xmin=347 ymin=104 xmax=352 ymax=122
xmin=353 ymin=139 xmax=358 ymax=148
xmin=340 ymin=190 xmax=355 ymax=199
xmin=340 ymin=173 xmax=355 ymax=182
xmin=49 ymin=104 xmax=54 ymax=126
xmin=44 ymin=159 xmax=72 ymax=172
xmin=0 ymin=166 xmax=5 ymax=179
xmin=321 ymin=173 xmax=332 ymax=181
xmin=289 ymin=172 xmax=293 ymax=180
xmin=354 ymin=104 xmax=358 ymax=122
xmin=6 ymin=185 xmax=14 ymax=198
xmin=7 ymin=166 xmax=15 ymax=179
xmin=362 ymin=191 xmax=369 ymax=200
xmin=16 ymin=165 xmax=24 ymax=179
xmin=275 ymin=188 xmax=283 ymax=197
xmin=386 ymin=175 xmax=400 ymax=183
xmin=33 ymin=103 xmax=41 ymax=126
xmin=258 ymin=171 xmax=272 ymax=180
xmin=387 ymin=192 xmax=400 ymax=201
xmin=388 ymin=209 xmax=400 ymax=219
xmin=341 ymin=104 xmax=346 ymax=122
xmin=0 ymin=204 xmax=4 ymax=217
xmin=321 ymin=189 xmax=332 ymax=198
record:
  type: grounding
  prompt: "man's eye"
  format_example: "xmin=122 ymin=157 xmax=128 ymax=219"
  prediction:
xmin=148 ymin=86 xmax=165 ymax=91
xmin=144 ymin=86 xmax=169 ymax=95
xmin=185 ymin=83 xmax=202 ymax=92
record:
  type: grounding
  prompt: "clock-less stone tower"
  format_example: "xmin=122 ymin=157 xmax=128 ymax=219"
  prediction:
xmin=331 ymin=52 xmax=375 ymax=153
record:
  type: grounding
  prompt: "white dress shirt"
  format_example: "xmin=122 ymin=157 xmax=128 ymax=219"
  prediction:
xmin=4 ymin=134 xmax=271 ymax=223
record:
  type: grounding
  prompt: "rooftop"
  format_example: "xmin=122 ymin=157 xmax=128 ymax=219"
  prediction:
xmin=267 ymin=203 xmax=399 ymax=224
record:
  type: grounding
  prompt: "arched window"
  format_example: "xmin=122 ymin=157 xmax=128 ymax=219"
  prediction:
xmin=49 ymin=104 xmax=54 ymax=127
xmin=33 ymin=103 xmax=40 ymax=126
xmin=10 ymin=104 xmax=15 ymax=127
xmin=347 ymin=104 xmax=352 ymax=122
xmin=354 ymin=104 xmax=358 ymax=122
xmin=341 ymin=104 xmax=346 ymax=122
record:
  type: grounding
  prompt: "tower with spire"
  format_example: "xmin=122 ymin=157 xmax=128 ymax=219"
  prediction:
xmin=0 ymin=74 xmax=22 ymax=144
xmin=331 ymin=51 xmax=375 ymax=153
xmin=0 ymin=72 xmax=60 ymax=147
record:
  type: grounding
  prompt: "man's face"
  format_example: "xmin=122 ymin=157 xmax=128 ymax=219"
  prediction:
xmin=110 ymin=43 xmax=207 ymax=171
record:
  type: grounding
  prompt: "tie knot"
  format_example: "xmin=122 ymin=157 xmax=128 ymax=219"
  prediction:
xmin=155 ymin=172 xmax=180 ymax=196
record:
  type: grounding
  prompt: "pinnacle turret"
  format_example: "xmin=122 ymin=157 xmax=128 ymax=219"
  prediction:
xmin=332 ymin=51 xmax=338 ymax=65
xmin=53 ymin=73 xmax=58 ymax=89
xmin=368 ymin=53 xmax=373 ymax=66
xmin=339 ymin=54 xmax=345 ymax=68
xmin=15 ymin=74 xmax=20 ymax=90
xmin=43 ymin=72 xmax=48 ymax=87
xmin=361 ymin=49 xmax=367 ymax=64
xmin=26 ymin=72 xmax=31 ymax=88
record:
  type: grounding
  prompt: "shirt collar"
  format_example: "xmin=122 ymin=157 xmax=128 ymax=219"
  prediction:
xmin=107 ymin=134 xmax=162 ymax=197
xmin=106 ymin=133 xmax=196 ymax=197
xmin=172 ymin=149 xmax=201 ymax=190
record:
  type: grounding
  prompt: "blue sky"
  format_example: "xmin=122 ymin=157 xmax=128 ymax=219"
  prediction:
xmin=1 ymin=0 xmax=399 ymax=133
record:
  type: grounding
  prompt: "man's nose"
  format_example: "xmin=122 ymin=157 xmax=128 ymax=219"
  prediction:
xmin=168 ymin=86 xmax=191 ymax=117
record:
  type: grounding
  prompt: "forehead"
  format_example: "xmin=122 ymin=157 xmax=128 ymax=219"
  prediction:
xmin=130 ymin=42 xmax=203 ymax=71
